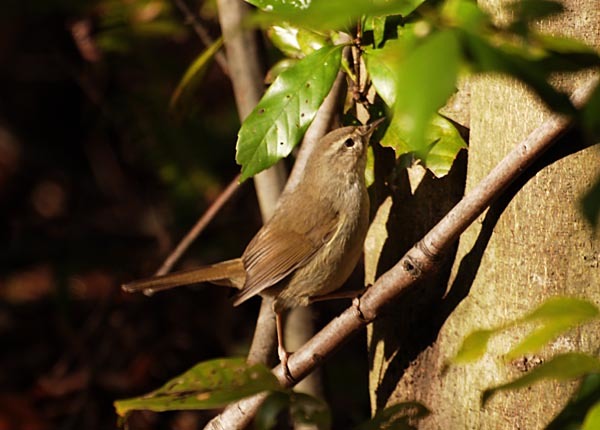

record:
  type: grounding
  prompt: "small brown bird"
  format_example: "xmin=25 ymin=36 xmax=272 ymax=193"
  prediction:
xmin=123 ymin=119 xmax=383 ymax=373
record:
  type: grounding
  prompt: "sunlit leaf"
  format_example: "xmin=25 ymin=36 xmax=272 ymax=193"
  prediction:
xmin=441 ymin=0 xmax=490 ymax=31
xmin=547 ymin=373 xmax=600 ymax=430
xmin=268 ymin=24 xmax=327 ymax=58
xmin=482 ymin=353 xmax=600 ymax=406
xmin=582 ymin=401 xmax=600 ymax=430
xmin=170 ymin=37 xmax=223 ymax=112
xmin=451 ymin=329 xmax=495 ymax=364
xmin=420 ymin=115 xmax=466 ymax=177
xmin=355 ymin=402 xmax=430 ymax=430
xmin=250 ymin=0 xmax=426 ymax=31
xmin=507 ymin=297 xmax=600 ymax=360
xmin=393 ymin=29 xmax=461 ymax=155
xmin=114 ymin=357 xmax=282 ymax=415
xmin=363 ymin=15 xmax=387 ymax=48
xmin=266 ymin=58 xmax=299 ymax=84
xmin=236 ymin=44 xmax=343 ymax=181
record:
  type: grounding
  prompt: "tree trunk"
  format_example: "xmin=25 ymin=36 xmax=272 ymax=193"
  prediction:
xmin=368 ymin=1 xmax=600 ymax=428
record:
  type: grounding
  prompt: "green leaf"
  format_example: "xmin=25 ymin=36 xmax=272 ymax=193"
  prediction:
xmin=451 ymin=329 xmax=495 ymax=364
xmin=355 ymin=402 xmax=430 ymax=430
xmin=441 ymin=0 xmax=490 ymax=31
xmin=236 ymin=44 xmax=343 ymax=181
xmin=583 ymin=401 xmax=600 ymax=430
xmin=170 ymin=37 xmax=223 ymax=113
xmin=482 ymin=353 xmax=600 ymax=406
xmin=256 ymin=391 xmax=291 ymax=430
xmin=363 ymin=15 xmax=387 ymax=48
xmin=250 ymin=0 xmax=426 ymax=31
xmin=255 ymin=391 xmax=331 ymax=430
xmin=507 ymin=297 xmax=600 ymax=360
xmin=114 ymin=357 xmax=282 ymax=415
xmin=290 ymin=392 xmax=331 ymax=429
xmin=268 ymin=24 xmax=327 ymax=58
xmin=266 ymin=58 xmax=299 ymax=84
xmin=393 ymin=29 xmax=461 ymax=155
xmin=547 ymin=373 xmax=600 ymax=430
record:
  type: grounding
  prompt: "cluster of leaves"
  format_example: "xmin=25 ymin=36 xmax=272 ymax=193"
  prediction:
xmin=450 ymin=296 xmax=600 ymax=430
xmin=223 ymin=0 xmax=599 ymax=180
xmin=112 ymin=0 xmax=600 ymax=427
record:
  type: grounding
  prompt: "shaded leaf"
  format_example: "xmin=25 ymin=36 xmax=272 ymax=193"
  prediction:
xmin=170 ymin=37 xmax=223 ymax=113
xmin=290 ymin=392 xmax=331 ymax=429
xmin=250 ymin=0 xmax=425 ymax=31
xmin=114 ymin=357 xmax=281 ymax=415
xmin=451 ymin=329 xmax=495 ymax=364
xmin=236 ymin=44 xmax=343 ymax=181
xmin=355 ymin=402 xmax=430 ymax=430
xmin=482 ymin=353 xmax=600 ymax=406
xmin=547 ymin=373 xmax=600 ymax=430
xmin=256 ymin=391 xmax=291 ymax=430
xmin=507 ymin=0 xmax=564 ymax=22
xmin=581 ymin=175 xmax=600 ymax=230
xmin=463 ymin=32 xmax=575 ymax=114
xmin=507 ymin=297 xmax=600 ymax=360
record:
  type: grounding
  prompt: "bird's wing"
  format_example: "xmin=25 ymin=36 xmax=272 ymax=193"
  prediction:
xmin=232 ymin=208 xmax=339 ymax=306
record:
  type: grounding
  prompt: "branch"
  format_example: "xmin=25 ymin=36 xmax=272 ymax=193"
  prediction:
xmin=171 ymin=0 xmax=229 ymax=74
xmin=216 ymin=0 xmax=287 ymax=368
xmin=203 ymin=76 xmax=599 ymax=429
xmin=155 ymin=173 xmax=241 ymax=276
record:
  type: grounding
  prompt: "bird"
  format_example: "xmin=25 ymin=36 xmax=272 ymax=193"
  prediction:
xmin=122 ymin=118 xmax=383 ymax=376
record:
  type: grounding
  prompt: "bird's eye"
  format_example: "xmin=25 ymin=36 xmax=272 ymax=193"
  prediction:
xmin=344 ymin=138 xmax=355 ymax=148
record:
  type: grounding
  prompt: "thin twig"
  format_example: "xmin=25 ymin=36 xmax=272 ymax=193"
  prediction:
xmin=155 ymin=173 xmax=241 ymax=276
xmin=202 ymin=75 xmax=599 ymax=430
xmin=171 ymin=0 xmax=229 ymax=74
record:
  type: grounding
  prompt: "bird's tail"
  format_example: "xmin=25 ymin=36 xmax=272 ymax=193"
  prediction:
xmin=121 ymin=258 xmax=245 ymax=296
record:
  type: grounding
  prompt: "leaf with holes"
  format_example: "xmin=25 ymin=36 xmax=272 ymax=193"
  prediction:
xmin=236 ymin=44 xmax=343 ymax=181
xmin=114 ymin=357 xmax=282 ymax=415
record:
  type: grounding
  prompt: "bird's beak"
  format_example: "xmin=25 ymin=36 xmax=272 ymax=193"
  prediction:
xmin=358 ymin=117 xmax=385 ymax=138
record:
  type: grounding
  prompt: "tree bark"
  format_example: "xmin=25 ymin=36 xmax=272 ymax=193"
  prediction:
xmin=368 ymin=1 xmax=600 ymax=428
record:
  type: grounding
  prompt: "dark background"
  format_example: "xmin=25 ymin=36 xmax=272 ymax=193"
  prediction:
xmin=0 ymin=1 xmax=369 ymax=429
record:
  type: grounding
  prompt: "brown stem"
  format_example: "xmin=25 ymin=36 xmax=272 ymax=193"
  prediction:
xmin=155 ymin=174 xmax=241 ymax=276
xmin=203 ymin=76 xmax=599 ymax=429
xmin=171 ymin=0 xmax=229 ymax=74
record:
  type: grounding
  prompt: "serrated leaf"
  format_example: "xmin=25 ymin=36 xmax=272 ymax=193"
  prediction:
xmin=114 ymin=357 xmax=282 ymax=415
xmin=381 ymin=114 xmax=466 ymax=177
xmin=170 ymin=37 xmax=223 ymax=113
xmin=421 ymin=115 xmax=467 ymax=177
xmin=507 ymin=297 xmax=600 ymax=360
xmin=355 ymin=402 xmax=430 ymax=430
xmin=547 ymin=373 xmax=600 ymax=430
xmin=482 ymin=353 xmax=600 ymax=406
xmin=451 ymin=329 xmax=495 ymax=364
xmin=236 ymin=44 xmax=343 ymax=181
xmin=393 ymin=29 xmax=461 ymax=155
xmin=582 ymin=401 xmax=600 ymax=430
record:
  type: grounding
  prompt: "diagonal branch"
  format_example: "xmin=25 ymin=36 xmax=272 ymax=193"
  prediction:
xmin=203 ymin=76 xmax=599 ymax=430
